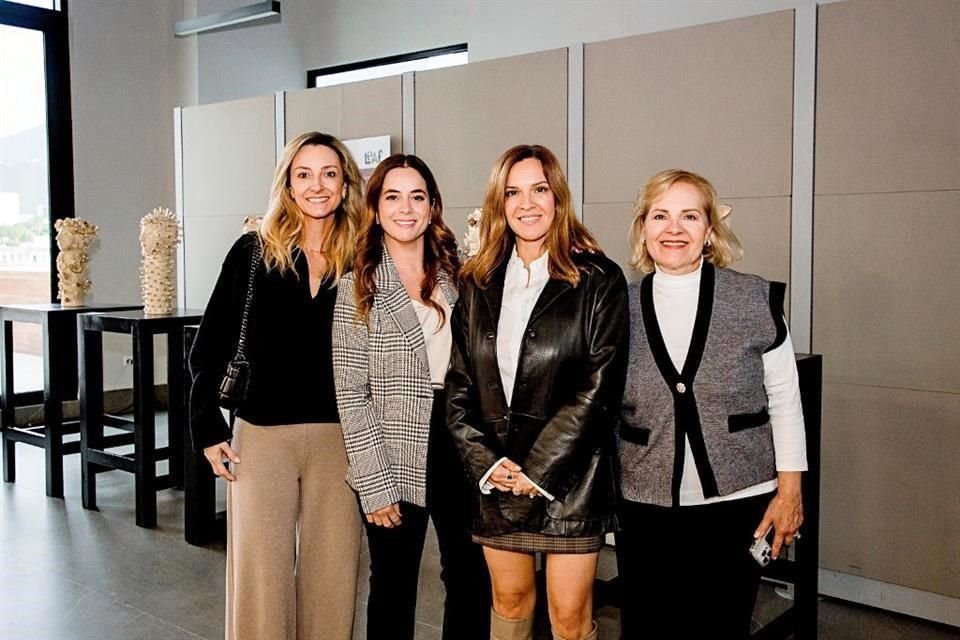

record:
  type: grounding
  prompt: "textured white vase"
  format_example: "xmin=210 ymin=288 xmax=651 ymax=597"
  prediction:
xmin=139 ymin=207 xmax=181 ymax=316
xmin=55 ymin=217 xmax=98 ymax=307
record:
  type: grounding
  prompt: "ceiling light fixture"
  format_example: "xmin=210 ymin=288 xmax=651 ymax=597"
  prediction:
xmin=175 ymin=1 xmax=280 ymax=37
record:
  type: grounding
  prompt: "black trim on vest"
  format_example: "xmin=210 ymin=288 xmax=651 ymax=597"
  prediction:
xmin=765 ymin=281 xmax=788 ymax=353
xmin=639 ymin=263 xmax=720 ymax=505
xmin=728 ymin=408 xmax=770 ymax=432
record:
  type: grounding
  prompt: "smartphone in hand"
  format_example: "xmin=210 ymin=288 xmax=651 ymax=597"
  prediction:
xmin=749 ymin=527 xmax=774 ymax=567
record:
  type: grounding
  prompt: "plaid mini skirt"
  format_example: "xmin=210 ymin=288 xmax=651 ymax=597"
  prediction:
xmin=472 ymin=531 xmax=605 ymax=554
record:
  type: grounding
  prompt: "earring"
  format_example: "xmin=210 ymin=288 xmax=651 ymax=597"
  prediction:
xmin=375 ymin=214 xmax=380 ymax=225
xmin=342 ymin=185 xmax=347 ymax=198
xmin=705 ymin=238 xmax=713 ymax=248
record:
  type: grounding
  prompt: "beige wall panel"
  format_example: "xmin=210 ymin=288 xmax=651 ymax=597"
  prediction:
xmin=584 ymin=11 xmax=794 ymax=204
xmin=816 ymin=0 xmax=960 ymax=195
xmin=182 ymin=96 xmax=275 ymax=218
xmin=183 ymin=215 xmax=250 ymax=310
xmin=285 ymin=76 xmax=403 ymax=152
xmin=415 ymin=49 xmax=568 ymax=210
xmin=285 ymin=87 xmax=340 ymax=140
xmin=583 ymin=203 xmax=636 ymax=280
xmin=813 ymin=192 xmax=960 ymax=392
xmin=723 ymin=197 xmax=791 ymax=286
xmin=584 ymin=197 xmax=790 ymax=286
xmin=819 ymin=383 xmax=960 ymax=598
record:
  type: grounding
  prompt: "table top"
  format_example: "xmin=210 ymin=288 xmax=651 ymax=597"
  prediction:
xmin=80 ymin=309 xmax=205 ymax=334
xmin=0 ymin=303 xmax=142 ymax=321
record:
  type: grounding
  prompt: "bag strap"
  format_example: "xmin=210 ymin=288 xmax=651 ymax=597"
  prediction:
xmin=235 ymin=235 xmax=261 ymax=362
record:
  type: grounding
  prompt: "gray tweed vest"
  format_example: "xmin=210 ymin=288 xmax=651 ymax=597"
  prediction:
xmin=617 ymin=263 xmax=787 ymax=507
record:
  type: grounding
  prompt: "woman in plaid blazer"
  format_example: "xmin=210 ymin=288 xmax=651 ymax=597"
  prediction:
xmin=332 ymin=154 xmax=490 ymax=640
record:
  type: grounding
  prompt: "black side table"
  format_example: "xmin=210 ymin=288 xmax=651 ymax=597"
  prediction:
xmin=79 ymin=309 xmax=203 ymax=528
xmin=182 ymin=324 xmax=226 ymax=546
xmin=752 ymin=353 xmax=822 ymax=640
xmin=0 ymin=302 xmax=141 ymax=498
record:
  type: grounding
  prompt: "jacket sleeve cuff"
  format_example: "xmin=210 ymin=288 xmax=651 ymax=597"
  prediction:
xmin=522 ymin=473 xmax=555 ymax=501
xmin=358 ymin=485 xmax=403 ymax=515
xmin=479 ymin=457 xmax=509 ymax=494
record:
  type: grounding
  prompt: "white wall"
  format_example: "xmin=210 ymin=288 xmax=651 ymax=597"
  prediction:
xmin=196 ymin=0 xmax=827 ymax=104
xmin=69 ymin=0 xmax=197 ymax=387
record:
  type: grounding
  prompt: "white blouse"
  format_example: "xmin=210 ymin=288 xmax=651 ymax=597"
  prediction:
xmin=477 ymin=249 xmax=554 ymax=500
xmin=411 ymin=294 xmax=452 ymax=387
xmin=497 ymin=249 xmax=551 ymax=405
xmin=652 ymin=261 xmax=808 ymax=506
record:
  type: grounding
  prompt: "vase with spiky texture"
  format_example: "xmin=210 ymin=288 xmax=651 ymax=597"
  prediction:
xmin=55 ymin=217 xmax=98 ymax=307
xmin=139 ymin=207 xmax=181 ymax=316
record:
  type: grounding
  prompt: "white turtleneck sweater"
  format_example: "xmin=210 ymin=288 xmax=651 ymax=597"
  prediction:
xmin=652 ymin=261 xmax=807 ymax=506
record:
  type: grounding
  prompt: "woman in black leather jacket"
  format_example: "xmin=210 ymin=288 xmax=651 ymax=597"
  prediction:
xmin=446 ymin=144 xmax=629 ymax=640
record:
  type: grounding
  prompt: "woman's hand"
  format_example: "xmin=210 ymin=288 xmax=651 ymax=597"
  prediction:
xmin=367 ymin=503 xmax=403 ymax=528
xmin=755 ymin=471 xmax=804 ymax=559
xmin=511 ymin=474 xmax=541 ymax=498
xmin=488 ymin=458 xmax=523 ymax=492
xmin=203 ymin=441 xmax=240 ymax=482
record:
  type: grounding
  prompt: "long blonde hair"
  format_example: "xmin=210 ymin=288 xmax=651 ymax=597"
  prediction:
xmin=461 ymin=144 xmax=601 ymax=288
xmin=259 ymin=131 xmax=363 ymax=280
xmin=629 ymin=169 xmax=742 ymax=273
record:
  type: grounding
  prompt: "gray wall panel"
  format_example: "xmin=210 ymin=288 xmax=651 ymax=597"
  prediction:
xmin=415 ymin=50 xmax=568 ymax=210
xmin=584 ymin=11 xmax=795 ymax=204
xmin=814 ymin=0 xmax=960 ymax=604
xmin=183 ymin=215 xmax=251 ymax=309
xmin=181 ymin=96 xmax=276 ymax=218
xmin=819 ymin=383 xmax=960 ymax=599
xmin=181 ymin=96 xmax=275 ymax=313
xmin=285 ymin=76 xmax=403 ymax=150
xmin=816 ymin=0 xmax=960 ymax=195
xmin=813 ymin=192 xmax=960 ymax=393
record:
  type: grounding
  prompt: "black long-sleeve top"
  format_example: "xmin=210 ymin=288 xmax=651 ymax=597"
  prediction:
xmin=188 ymin=233 xmax=339 ymax=450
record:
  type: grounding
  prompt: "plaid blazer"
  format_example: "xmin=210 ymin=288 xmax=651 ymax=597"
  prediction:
xmin=332 ymin=248 xmax=458 ymax=514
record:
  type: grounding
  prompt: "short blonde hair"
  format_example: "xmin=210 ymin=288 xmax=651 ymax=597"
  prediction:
xmin=629 ymin=169 xmax=742 ymax=273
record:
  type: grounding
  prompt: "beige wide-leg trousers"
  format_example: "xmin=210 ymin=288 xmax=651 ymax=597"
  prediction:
xmin=225 ymin=419 xmax=362 ymax=640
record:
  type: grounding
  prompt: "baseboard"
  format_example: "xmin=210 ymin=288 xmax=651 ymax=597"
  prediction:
xmin=819 ymin=569 xmax=960 ymax=628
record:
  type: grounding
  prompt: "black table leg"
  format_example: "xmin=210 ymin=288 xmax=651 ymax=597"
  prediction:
xmin=1 ymin=320 xmax=14 ymax=484
xmin=166 ymin=330 xmax=184 ymax=489
xmin=80 ymin=325 xmax=104 ymax=511
xmin=41 ymin=316 xmax=64 ymax=499
xmin=133 ymin=326 xmax=157 ymax=528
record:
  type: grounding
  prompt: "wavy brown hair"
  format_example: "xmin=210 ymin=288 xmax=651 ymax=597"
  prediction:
xmin=629 ymin=168 xmax=743 ymax=273
xmin=259 ymin=131 xmax=363 ymax=280
xmin=460 ymin=144 xmax=601 ymax=288
xmin=353 ymin=154 xmax=460 ymax=325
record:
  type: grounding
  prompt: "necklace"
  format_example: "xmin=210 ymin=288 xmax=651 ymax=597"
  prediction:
xmin=302 ymin=245 xmax=325 ymax=254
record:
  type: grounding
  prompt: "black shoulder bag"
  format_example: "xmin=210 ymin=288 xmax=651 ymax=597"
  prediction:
xmin=218 ymin=237 xmax=261 ymax=410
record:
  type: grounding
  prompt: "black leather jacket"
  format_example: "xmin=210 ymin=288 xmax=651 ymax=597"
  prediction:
xmin=446 ymin=251 xmax=629 ymax=537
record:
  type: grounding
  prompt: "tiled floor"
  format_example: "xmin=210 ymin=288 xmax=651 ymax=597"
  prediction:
xmin=1 ymin=432 xmax=958 ymax=640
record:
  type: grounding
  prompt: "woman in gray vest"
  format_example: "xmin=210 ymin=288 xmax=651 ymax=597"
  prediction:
xmin=615 ymin=169 xmax=807 ymax=639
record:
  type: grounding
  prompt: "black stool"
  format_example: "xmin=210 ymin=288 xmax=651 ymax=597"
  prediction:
xmin=79 ymin=309 xmax=203 ymax=528
xmin=0 ymin=302 xmax=140 ymax=497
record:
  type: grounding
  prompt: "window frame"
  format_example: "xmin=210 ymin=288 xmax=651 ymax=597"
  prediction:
xmin=0 ymin=0 xmax=75 ymax=301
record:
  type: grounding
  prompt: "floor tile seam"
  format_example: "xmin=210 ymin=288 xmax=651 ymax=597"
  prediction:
xmin=133 ymin=610 xmax=210 ymax=639
xmin=0 ymin=545 xmax=90 ymax=592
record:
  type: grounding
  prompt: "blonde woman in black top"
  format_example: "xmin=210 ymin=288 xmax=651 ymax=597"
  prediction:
xmin=189 ymin=132 xmax=363 ymax=640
